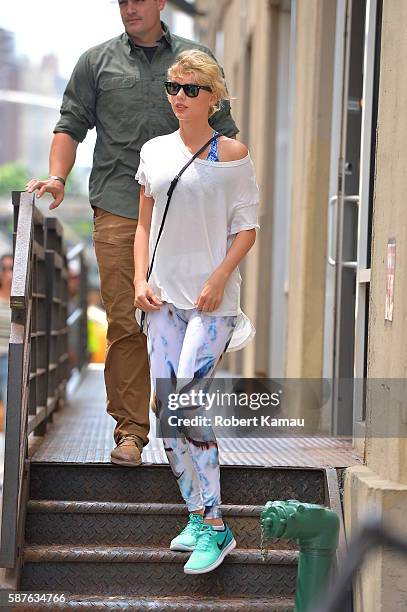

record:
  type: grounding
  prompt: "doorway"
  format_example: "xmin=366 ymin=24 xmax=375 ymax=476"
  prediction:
xmin=323 ymin=0 xmax=382 ymax=436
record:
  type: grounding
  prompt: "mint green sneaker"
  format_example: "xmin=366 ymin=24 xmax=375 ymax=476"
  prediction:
xmin=183 ymin=523 xmax=236 ymax=574
xmin=170 ymin=513 xmax=203 ymax=551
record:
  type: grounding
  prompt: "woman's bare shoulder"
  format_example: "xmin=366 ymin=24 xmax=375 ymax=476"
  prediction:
xmin=218 ymin=137 xmax=249 ymax=162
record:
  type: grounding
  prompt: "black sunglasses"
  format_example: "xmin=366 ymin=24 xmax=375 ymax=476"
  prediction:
xmin=164 ymin=81 xmax=212 ymax=98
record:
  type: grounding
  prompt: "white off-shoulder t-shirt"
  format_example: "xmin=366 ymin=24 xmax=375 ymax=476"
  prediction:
xmin=135 ymin=129 xmax=260 ymax=352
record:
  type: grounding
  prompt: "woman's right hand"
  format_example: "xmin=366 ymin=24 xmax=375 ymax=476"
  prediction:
xmin=134 ymin=280 xmax=163 ymax=311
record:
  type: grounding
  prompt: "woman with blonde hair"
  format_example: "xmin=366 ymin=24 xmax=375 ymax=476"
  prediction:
xmin=134 ymin=49 xmax=260 ymax=574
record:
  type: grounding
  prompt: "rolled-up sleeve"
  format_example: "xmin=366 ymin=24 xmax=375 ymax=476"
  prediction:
xmin=228 ymin=161 xmax=260 ymax=235
xmin=229 ymin=202 xmax=260 ymax=235
xmin=135 ymin=148 xmax=152 ymax=197
xmin=54 ymin=52 xmax=96 ymax=143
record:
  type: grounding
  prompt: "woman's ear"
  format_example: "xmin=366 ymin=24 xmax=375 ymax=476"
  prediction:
xmin=210 ymin=92 xmax=219 ymax=107
xmin=209 ymin=93 xmax=220 ymax=116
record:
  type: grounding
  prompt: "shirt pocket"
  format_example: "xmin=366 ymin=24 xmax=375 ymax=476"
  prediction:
xmin=149 ymin=73 xmax=178 ymax=133
xmin=98 ymin=74 xmax=143 ymax=117
xmin=151 ymin=72 xmax=173 ymax=112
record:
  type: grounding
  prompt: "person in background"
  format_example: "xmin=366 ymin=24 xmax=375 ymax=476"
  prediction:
xmin=26 ymin=0 xmax=238 ymax=467
xmin=87 ymin=288 xmax=108 ymax=364
xmin=0 ymin=254 xmax=13 ymax=413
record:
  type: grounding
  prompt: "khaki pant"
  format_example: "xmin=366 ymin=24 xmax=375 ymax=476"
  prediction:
xmin=93 ymin=207 xmax=150 ymax=446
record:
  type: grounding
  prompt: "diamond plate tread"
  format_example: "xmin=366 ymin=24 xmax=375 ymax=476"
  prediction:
xmin=26 ymin=502 xmax=297 ymax=550
xmin=29 ymin=465 xmax=325 ymax=506
xmin=18 ymin=594 xmax=294 ymax=611
xmin=29 ymin=366 xmax=360 ymax=467
xmin=24 ymin=545 xmax=298 ymax=565
xmin=27 ymin=502 xmax=265 ymax=515
xmin=21 ymin=549 xmax=297 ymax=597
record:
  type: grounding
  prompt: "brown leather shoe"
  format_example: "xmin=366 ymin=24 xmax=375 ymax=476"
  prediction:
xmin=111 ymin=435 xmax=143 ymax=467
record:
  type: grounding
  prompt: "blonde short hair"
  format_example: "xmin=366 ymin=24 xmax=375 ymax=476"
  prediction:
xmin=167 ymin=49 xmax=230 ymax=117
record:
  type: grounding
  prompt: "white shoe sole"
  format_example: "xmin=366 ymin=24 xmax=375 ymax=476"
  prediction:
xmin=170 ymin=542 xmax=195 ymax=552
xmin=183 ymin=537 xmax=237 ymax=574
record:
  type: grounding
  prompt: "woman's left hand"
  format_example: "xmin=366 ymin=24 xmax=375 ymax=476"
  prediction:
xmin=195 ymin=271 xmax=227 ymax=312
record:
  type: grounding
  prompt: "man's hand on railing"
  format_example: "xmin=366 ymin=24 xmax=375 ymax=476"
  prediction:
xmin=26 ymin=177 xmax=65 ymax=210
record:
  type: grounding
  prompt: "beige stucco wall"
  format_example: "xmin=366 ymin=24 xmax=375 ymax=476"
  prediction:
xmin=195 ymin=0 xmax=281 ymax=377
xmin=197 ymin=0 xmax=337 ymax=381
xmin=196 ymin=0 xmax=336 ymax=401
xmin=285 ymin=0 xmax=336 ymax=379
xmin=196 ymin=1 xmax=407 ymax=607
xmin=345 ymin=466 xmax=407 ymax=612
xmin=361 ymin=0 xmax=407 ymax=486
xmin=345 ymin=2 xmax=407 ymax=609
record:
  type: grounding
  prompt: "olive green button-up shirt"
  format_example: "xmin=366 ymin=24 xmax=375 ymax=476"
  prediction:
xmin=54 ymin=21 xmax=239 ymax=219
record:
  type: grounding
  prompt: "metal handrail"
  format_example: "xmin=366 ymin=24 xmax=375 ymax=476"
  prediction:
xmin=315 ymin=516 xmax=407 ymax=612
xmin=0 ymin=191 xmax=88 ymax=570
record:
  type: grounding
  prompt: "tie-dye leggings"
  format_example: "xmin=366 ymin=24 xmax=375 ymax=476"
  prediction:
xmin=146 ymin=302 xmax=237 ymax=519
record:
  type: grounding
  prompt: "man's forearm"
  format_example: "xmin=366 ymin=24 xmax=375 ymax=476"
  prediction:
xmin=49 ymin=133 xmax=79 ymax=180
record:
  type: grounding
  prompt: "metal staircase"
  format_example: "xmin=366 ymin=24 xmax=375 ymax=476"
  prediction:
xmin=20 ymin=463 xmax=334 ymax=610
xmin=0 ymin=191 xmax=353 ymax=611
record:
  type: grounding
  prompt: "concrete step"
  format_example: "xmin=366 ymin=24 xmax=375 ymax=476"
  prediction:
xmin=21 ymin=545 xmax=298 ymax=598
xmin=26 ymin=501 xmax=297 ymax=550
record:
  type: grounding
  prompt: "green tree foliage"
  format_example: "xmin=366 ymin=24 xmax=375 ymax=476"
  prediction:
xmin=0 ymin=163 xmax=86 ymax=196
xmin=64 ymin=171 xmax=83 ymax=195
xmin=0 ymin=163 xmax=29 ymax=196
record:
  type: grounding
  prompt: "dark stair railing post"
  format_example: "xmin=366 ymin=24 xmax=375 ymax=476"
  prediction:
xmin=261 ymin=500 xmax=340 ymax=612
xmin=66 ymin=244 xmax=88 ymax=377
xmin=0 ymin=191 xmax=87 ymax=576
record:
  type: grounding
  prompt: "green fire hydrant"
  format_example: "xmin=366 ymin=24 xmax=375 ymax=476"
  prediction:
xmin=260 ymin=500 xmax=339 ymax=612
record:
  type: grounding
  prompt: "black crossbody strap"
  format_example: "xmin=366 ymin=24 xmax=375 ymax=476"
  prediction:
xmin=139 ymin=134 xmax=218 ymax=332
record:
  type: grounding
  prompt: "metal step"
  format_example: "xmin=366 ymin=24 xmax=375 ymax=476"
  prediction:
xmin=12 ymin=594 xmax=295 ymax=611
xmin=29 ymin=464 xmax=326 ymax=506
xmin=26 ymin=501 xmax=297 ymax=550
xmin=21 ymin=545 xmax=298 ymax=598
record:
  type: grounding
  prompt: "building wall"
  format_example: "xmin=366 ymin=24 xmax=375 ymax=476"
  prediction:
xmin=195 ymin=0 xmax=407 ymax=608
xmin=285 ymin=0 xmax=336 ymax=379
xmin=0 ymin=29 xmax=20 ymax=166
xmin=363 ymin=0 xmax=407 ymax=484
xmin=196 ymin=0 xmax=336 ymax=383
xmin=344 ymin=1 xmax=407 ymax=609
xmin=196 ymin=0 xmax=293 ymax=377
xmin=18 ymin=55 xmax=65 ymax=176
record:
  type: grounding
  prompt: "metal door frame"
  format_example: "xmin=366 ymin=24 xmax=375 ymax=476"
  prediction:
xmin=324 ymin=0 xmax=379 ymax=438
xmin=353 ymin=0 xmax=379 ymax=447
xmin=322 ymin=0 xmax=350 ymax=433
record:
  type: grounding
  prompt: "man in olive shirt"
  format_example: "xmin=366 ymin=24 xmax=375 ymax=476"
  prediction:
xmin=27 ymin=0 xmax=239 ymax=466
